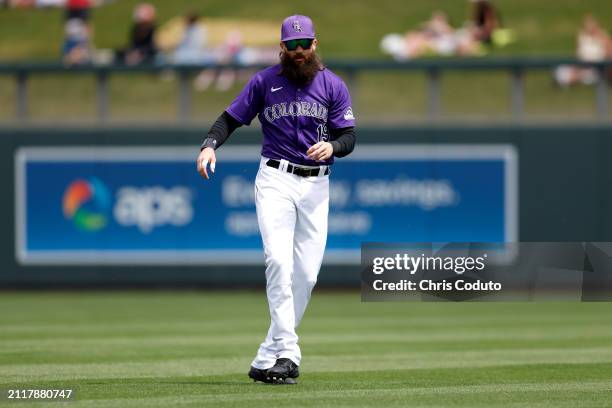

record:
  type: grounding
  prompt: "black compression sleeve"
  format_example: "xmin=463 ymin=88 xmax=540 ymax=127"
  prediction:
xmin=201 ymin=111 xmax=243 ymax=150
xmin=329 ymin=127 xmax=356 ymax=158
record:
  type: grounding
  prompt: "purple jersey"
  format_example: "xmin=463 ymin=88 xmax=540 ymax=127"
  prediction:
xmin=226 ymin=64 xmax=355 ymax=166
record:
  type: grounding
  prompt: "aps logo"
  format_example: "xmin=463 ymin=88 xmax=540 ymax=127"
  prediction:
xmin=62 ymin=178 xmax=194 ymax=233
xmin=62 ymin=177 xmax=111 ymax=231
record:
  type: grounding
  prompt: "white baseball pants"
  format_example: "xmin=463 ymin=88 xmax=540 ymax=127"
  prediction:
xmin=251 ymin=157 xmax=329 ymax=369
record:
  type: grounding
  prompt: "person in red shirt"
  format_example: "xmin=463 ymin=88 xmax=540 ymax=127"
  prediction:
xmin=66 ymin=0 xmax=91 ymax=22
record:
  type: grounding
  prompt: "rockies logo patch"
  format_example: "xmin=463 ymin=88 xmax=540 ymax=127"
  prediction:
xmin=293 ymin=20 xmax=302 ymax=32
xmin=343 ymin=107 xmax=355 ymax=120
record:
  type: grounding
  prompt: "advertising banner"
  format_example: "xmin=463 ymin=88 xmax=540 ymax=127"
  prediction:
xmin=15 ymin=145 xmax=517 ymax=265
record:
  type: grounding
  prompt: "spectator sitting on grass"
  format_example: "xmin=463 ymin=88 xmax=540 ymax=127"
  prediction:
xmin=116 ymin=3 xmax=158 ymax=65
xmin=469 ymin=0 xmax=500 ymax=44
xmin=62 ymin=17 xmax=92 ymax=65
xmin=554 ymin=14 xmax=611 ymax=87
xmin=65 ymin=0 xmax=91 ymax=22
xmin=380 ymin=10 xmax=481 ymax=60
xmin=172 ymin=12 xmax=213 ymax=64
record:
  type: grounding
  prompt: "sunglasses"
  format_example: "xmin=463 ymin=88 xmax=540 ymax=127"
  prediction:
xmin=283 ymin=38 xmax=313 ymax=51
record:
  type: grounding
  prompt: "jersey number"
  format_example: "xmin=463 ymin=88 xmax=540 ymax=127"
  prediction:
xmin=317 ymin=124 xmax=329 ymax=142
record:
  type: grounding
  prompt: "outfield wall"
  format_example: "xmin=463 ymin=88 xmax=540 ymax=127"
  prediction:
xmin=1 ymin=125 xmax=611 ymax=288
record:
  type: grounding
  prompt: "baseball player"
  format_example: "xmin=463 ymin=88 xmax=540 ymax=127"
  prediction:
xmin=196 ymin=14 xmax=356 ymax=384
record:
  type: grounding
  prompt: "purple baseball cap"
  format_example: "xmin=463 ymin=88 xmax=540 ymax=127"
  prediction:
xmin=281 ymin=15 xmax=315 ymax=41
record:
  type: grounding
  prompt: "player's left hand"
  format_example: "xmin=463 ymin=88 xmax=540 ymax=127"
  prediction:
xmin=307 ymin=142 xmax=333 ymax=161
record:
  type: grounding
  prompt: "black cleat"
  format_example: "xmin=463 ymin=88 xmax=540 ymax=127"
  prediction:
xmin=282 ymin=377 xmax=298 ymax=385
xmin=248 ymin=366 xmax=272 ymax=383
xmin=266 ymin=358 xmax=299 ymax=384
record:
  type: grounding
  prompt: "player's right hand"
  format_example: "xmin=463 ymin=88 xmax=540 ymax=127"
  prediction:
xmin=197 ymin=147 xmax=216 ymax=180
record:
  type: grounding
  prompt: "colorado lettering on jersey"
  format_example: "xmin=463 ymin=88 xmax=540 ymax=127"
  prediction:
xmin=263 ymin=101 xmax=328 ymax=123
xmin=226 ymin=64 xmax=354 ymax=165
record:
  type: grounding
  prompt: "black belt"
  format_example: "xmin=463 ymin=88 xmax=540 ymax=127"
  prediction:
xmin=266 ymin=159 xmax=330 ymax=177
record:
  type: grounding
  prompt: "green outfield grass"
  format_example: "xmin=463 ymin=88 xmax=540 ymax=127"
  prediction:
xmin=1 ymin=291 xmax=612 ymax=407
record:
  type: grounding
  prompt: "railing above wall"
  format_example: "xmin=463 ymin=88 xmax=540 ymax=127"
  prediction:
xmin=0 ymin=57 xmax=610 ymax=123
